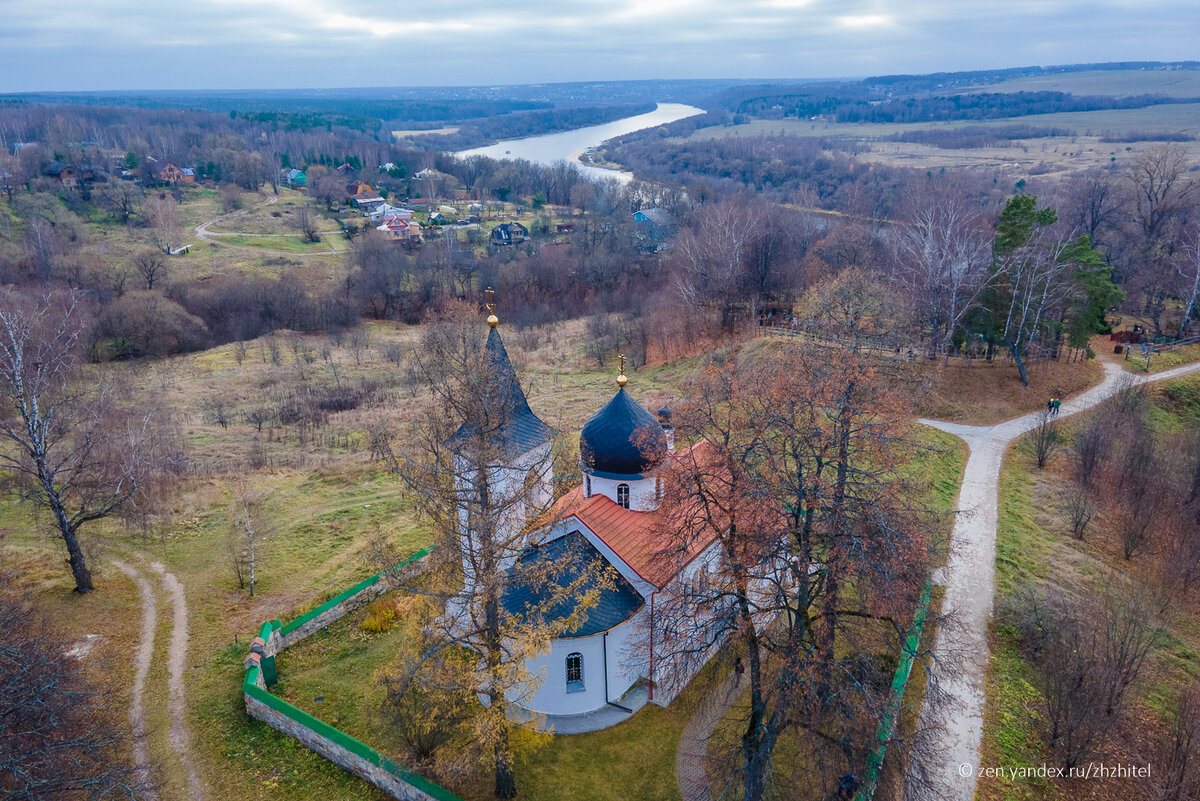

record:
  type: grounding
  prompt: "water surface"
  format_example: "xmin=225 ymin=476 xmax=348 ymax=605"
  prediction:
xmin=456 ymin=102 xmax=704 ymax=183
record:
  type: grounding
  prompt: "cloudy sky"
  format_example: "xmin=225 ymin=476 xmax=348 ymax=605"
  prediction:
xmin=1 ymin=0 xmax=1196 ymax=93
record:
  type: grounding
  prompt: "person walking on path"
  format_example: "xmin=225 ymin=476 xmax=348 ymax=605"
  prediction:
xmin=1052 ymin=397 xmax=1061 ymax=416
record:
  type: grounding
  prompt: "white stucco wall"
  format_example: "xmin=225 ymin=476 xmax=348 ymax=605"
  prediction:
xmin=584 ymin=473 xmax=660 ymax=512
xmin=514 ymin=615 xmax=644 ymax=716
xmin=454 ymin=441 xmax=553 ymax=589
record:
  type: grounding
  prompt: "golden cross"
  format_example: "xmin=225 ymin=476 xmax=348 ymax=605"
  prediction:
xmin=618 ymin=353 xmax=625 ymax=374
xmin=485 ymin=287 xmax=495 ymax=312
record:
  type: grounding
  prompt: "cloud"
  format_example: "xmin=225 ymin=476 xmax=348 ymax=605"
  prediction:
xmin=0 ymin=0 xmax=1197 ymax=91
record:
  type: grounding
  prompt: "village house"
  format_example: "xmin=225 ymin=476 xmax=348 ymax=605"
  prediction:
xmin=375 ymin=218 xmax=422 ymax=245
xmin=369 ymin=204 xmax=414 ymax=224
xmin=42 ymin=162 xmax=78 ymax=188
xmin=351 ymin=193 xmax=386 ymax=213
xmin=153 ymin=162 xmax=195 ymax=185
xmin=490 ymin=221 xmax=529 ymax=247
xmin=281 ymin=168 xmax=306 ymax=187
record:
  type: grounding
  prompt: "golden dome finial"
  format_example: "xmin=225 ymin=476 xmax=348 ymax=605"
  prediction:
xmin=616 ymin=354 xmax=628 ymax=388
xmin=485 ymin=287 xmax=499 ymax=329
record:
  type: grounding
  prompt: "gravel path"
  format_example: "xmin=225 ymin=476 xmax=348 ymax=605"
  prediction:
xmin=150 ymin=563 xmax=206 ymax=801
xmin=911 ymin=358 xmax=1200 ymax=800
xmin=112 ymin=560 xmax=159 ymax=801
xmin=676 ymin=669 xmax=741 ymax=801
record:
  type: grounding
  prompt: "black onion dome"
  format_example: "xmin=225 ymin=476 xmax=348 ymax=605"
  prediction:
xmin=580 ymin=388 xmax=667 ymax=479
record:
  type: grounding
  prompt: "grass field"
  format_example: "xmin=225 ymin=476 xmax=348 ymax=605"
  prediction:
xmin=216 ymin=233 xmax=337 ymax=253
xmin=956 ymin=68 xmax=1200 ymax=99
xmin=686 ymin=103 xmax=1200 ymax=176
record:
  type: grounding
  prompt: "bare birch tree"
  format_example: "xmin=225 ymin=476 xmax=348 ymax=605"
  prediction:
xmin=0 ymin=291 xmax=163 ymax=593
xmin=893 ymin=185 xmax=993 ymax=358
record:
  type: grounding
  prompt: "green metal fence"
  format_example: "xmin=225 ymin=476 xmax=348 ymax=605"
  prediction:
xmin=854 ymin=580 xmax=933 ymax=800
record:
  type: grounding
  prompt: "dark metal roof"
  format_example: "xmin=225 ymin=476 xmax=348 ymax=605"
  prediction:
xmin=450 ymin=327 xmax=555 ymax=458
xmin=580 ymin=388 xmax=667 ymax=479
xmin=501 ymin=531 xmax=644 ymax=638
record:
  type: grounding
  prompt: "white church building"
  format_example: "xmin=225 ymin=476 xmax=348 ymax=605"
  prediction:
xmin=451 ymin=310 xmax=728 ymax=731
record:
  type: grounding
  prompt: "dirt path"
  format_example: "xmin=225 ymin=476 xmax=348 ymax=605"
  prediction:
xmin=150 ymin=563 xmax=207 ymax=801
xmin=911 ymin=358 xmax=1200 ymax=800
xmin=112 ymin=560 xmax=159 ymax=801
xmin=676 ymin=669 xmax=741 ymax=801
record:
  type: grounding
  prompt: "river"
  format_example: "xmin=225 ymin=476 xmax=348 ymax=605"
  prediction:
xmin=455 ymin=102 xmax=704 ymax=184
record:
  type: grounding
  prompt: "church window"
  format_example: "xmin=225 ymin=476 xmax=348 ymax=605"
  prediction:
xmin=616 ymin=483 xmax=630 ymax=509
xmin=585 ymin=475 xmax=592 ymax=498
xmin=566 ymin=652 xmax=584 ymax=692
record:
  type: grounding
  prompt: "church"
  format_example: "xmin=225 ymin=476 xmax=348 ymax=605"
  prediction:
xmin=452 ymin=305 xmax=727 ymax=731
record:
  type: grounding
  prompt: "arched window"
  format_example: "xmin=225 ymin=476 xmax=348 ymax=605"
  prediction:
xmin=616 ymin=483 xmax=630 ymax=509
xmin=566 ymin=652 xmax=584 ymax=692
xmin=655 ymin=477 xmax=662 ymax=504
xmin=585 ymin=475 xmax=592 ymax=498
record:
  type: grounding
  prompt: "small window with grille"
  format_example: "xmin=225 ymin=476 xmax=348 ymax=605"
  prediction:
xmin=566 ymin=653 xmax=584 ymax=692
xmin=616 ymin=483 xmax=630 ymax=509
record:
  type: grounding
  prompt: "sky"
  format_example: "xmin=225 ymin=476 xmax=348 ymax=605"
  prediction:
xmin=0 ymin=0 xmax=1198 ymax=93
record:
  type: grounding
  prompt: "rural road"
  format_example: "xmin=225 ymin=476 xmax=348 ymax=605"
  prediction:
xmin=113 ymin=560 xmax=206 ymax=801
xmin=912 ymin=357 xmax=1200 ymax=800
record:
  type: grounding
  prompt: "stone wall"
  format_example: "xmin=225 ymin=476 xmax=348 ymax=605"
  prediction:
xmin=243 ymin=689 xmax=442 ymax=801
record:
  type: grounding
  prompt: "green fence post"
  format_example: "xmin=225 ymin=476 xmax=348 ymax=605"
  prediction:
xmin=261 ymin=653 xmax=278 ymax=686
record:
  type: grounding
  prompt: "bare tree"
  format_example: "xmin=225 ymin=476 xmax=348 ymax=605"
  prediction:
xmin=1151 ymin=679 xmax=1200 ymax=801
xmin=672 ymin=199 xmax=763 ymax=334
xmin=295 ymin=203 xmax=320 ymax=244
xmin=1063 ymin=483 xmax=1095 ymax=539
xmin=1071 ymin=416 xmax=1109 ymax=486
xmin=231 ymin=482 xmax=267 ymax=596
xmin=1007 ymin=581 xmax=1157 ymax=768
xmin=1024 ymin=411 xmax=1063 ymax=469
xmin=893 ymin=183 xmax=993 ymax=358
xmin=131 ymin=248 xmax=168 ymax=291
xmin=1124 ymin=145 xmax=1195 ymax=334
xmin=1179 ymin=232 xmax=1200 ymax=336
xmin=0 ymin=291 xmax=162 ymax=593
xmin=146 ymin=193 xmax=180 ymax=254
xmin=649 ymin=348 xmax=933 ymax=801
xmin=100 ymin=180 xmax=143 ymax=225
xmin=348 ymin=325 xmax=372 ymax=365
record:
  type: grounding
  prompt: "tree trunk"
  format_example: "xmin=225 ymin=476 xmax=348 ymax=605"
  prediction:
xmin=493 ymin=730 xmax=517 ymax=799
xmin=1009 ymin=341 xmax=1030 ymax=386
xmin=61 ymin=523 xmax=94 ymax=593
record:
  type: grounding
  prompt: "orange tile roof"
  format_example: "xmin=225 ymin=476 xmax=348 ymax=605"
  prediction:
xmin=551 ymin=442 xmax=721 ymax=587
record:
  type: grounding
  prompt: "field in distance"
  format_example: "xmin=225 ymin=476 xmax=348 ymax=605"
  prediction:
xmin=685 ymin=69 xmax=1200 ymax=176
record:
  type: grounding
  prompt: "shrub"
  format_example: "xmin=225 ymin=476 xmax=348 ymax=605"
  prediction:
xmin=361 ymin=596 xmax=403 ymax=633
